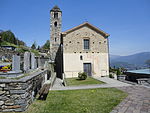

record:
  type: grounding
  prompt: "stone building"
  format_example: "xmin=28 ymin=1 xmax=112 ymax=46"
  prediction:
xmin=50 ymin=6 xmax=110 ymax=78
xmin=50 ymin=6 xmax=62 ymax=60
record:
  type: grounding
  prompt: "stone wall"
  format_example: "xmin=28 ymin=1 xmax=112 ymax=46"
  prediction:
xmin=63 ymin=26 xmax=108 ymax=53
xmin=62 ymin=25 xmax=109 ymax=78
xmin=0 ymin=69 xmax=47 ymax=112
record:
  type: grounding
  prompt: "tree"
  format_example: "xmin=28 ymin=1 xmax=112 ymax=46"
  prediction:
xmin=145 ymin=60 xmax=150 ymax=68
xmin=1 ymin=30 xmax=16 ymax=44
xmin=31 ymin=41 xmax=37 ymax=49
xmin=42 ymin=40 xmax=50 ymax=49
xmin=37 ymin=45 xmax=40 ymax=50
xmin=0 ymin=30 xmax=26 ymax=46
xmin=116 ymin=68 xmax=121 ymax=75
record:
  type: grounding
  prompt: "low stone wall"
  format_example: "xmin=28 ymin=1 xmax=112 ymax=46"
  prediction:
xmin=0 ymin=69 xmax=47 ymax=112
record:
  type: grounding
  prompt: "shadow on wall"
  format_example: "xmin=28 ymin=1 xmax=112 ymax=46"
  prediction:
xmin=55 ymin=44 xmax=63 ymax=79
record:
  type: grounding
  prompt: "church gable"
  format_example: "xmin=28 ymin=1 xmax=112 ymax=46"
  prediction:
xmin=62 ymin=23 xmax=109 ymax=53
xmin=62 ymin=22 xmax=109 ymax=38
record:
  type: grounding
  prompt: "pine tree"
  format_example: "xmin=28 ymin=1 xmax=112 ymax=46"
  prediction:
xmin=31 ymin=41 xmax=37 ymax=49
xmin=42 ymin=40 xmax=50 ymax=49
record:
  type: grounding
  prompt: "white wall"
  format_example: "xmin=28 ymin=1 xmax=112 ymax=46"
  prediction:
xmin=63 ymin=53 xmax=109 ymax=78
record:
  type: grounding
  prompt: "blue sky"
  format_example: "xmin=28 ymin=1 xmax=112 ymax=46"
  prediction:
xmin=0 ymin=0 xmax=150 ymax=56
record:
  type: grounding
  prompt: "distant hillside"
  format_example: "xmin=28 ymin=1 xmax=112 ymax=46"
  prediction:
xmin=110 ymin=55 xmax=120 ymax=60
xmin=0 ymin=30 xmax=3 ymax=33
xmin=110 ymin=52 xmax=150 ymax=69
xmin=0 ymin=30 xmax=26 ymax=46
xmin=0 ymin=30 xmax=40 ymax=55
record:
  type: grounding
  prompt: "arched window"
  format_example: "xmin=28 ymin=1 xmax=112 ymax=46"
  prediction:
xmin=54 ymin=22 xmax=57 ymax=27
xmin=55 ymin=37 xmax=57 ymax=42
xmin=54 ymin=12 xmax=58 ymax=18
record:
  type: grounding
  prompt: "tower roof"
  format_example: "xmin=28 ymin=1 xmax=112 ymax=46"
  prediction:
xmin=50 ymin=5 xmax=62 ymax=12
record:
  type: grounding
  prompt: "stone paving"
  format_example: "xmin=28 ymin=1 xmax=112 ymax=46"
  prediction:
xmin=111 ymin=86 xmax=150 ymax=113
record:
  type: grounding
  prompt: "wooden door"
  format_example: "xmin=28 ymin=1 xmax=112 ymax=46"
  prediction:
xmin=83 ymin=63 xmax=92 ymax=76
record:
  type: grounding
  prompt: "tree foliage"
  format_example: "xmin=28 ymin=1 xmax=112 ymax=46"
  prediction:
xmin=42 ymin=40 xmax=50 ymax=49
xmin=0 ymin=30 xmax=26 ymax=46
xmin=109 ymin=67 xmax=124 ymax=75
xmin=78 ymin=72 xmax=87 ymax=80
xmin=37 ymin=45 xmax=40 ymax=50
xmin=31 ymin=41 xmax=37 ymax=49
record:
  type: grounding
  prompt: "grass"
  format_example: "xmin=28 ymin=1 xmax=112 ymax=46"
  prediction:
xmin=0 ymin=73 xmax=29 ymax=80
xmin=1 ymin=41 xmax=40 ymax=55
xmin=0 ymin=76 xmax=7 ymax=79
xmin=0 ymin=41 xmax=18 ymax=47
xmin=66 ymin=77 xmax=105 ymax=86
xmin=10 ymin=73 xmax=30 ymax=80
xmin=21 ymin=88 xmax=127 ymax=113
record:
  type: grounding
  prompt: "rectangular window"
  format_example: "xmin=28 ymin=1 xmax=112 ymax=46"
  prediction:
xmin=84 ymin=39 xmax=90 ymax=50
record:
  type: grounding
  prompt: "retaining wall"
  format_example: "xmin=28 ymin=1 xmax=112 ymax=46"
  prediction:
xmin=0 ymin=69 xmax=47 ymax=112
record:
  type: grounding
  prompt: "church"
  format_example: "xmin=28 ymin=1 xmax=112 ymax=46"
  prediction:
xmin=50 ymin=6 xmax=110 ymax=78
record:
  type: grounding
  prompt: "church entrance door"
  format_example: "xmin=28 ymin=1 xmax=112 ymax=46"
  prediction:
xmin=83 ymin=63 xmax=92 ymax=76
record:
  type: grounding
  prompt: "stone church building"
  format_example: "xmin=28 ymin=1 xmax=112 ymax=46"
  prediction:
xmin=50 ymin=6 xmax=110 ymax=78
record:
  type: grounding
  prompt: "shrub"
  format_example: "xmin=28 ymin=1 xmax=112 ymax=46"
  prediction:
xmin=109 ymin=74 xmax=114 ymax=78
xmin=117 ymin=69 xmax=121 ymax=75
xmin=78 ymin=72 xmax=87 ymax=80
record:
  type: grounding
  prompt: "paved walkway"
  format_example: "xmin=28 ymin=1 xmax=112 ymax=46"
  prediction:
xmin=50 ymin=77 xmax=131 ymax=90
xmin=111 ymin=86 xmax=150 ymax=113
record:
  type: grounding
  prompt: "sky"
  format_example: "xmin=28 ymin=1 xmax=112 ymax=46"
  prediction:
xmin=0 ymin=0 xmax=150 ymax=56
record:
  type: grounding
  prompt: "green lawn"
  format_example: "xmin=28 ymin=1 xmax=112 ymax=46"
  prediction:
xmin=23 ymin=88 xmax=127 ymax=113
xmin=66 ymin=77 xmax=105 ymax=86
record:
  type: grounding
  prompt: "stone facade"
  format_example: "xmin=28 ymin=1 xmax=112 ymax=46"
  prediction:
xmin=50 ymin=6 xmax=63 ymax=79
xmin=63 ymin=53 xmax=109 ymax=78
xmin=49 ymin=6 xmax=110 ymax=78
xmin=0 ymin=70 xmax=47 ymax=112
xmin=62 ymin=23 xmax=110 ymax=78
xmin=50 ymin=6 xmax=62 ymax=60
xmin=63 ymin=24 xmax=108 ymax=53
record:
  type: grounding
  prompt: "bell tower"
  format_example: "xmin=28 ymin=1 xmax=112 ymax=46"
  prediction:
xmin=50 ymin=5 xmax=62 ymax=60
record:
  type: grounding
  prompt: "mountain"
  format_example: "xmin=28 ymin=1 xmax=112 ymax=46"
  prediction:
xmin=110 ymin=52 xmax=150 ymax=69
xmin=0 ymin=30 xmax=3 ymax=33
xmin=110 ymin=55 xmax=120 ymax=60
